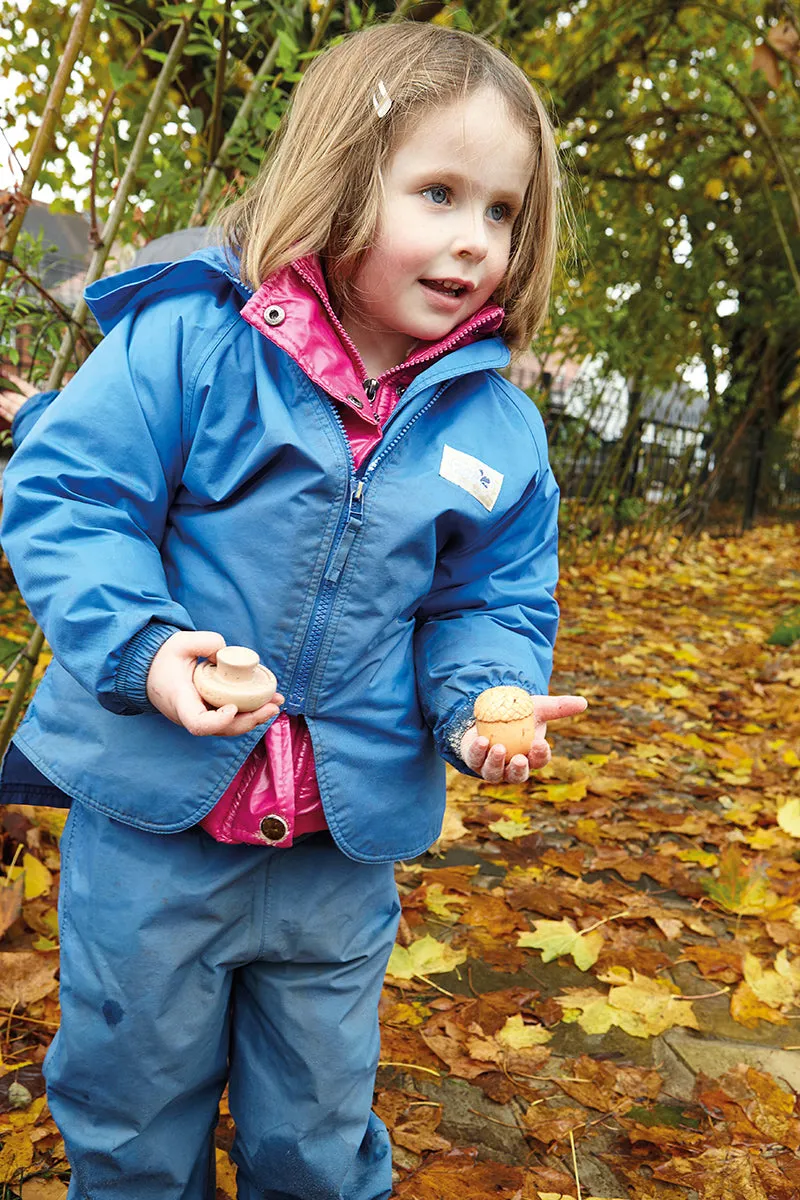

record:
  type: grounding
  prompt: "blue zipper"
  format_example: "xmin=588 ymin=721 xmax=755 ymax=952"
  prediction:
xmin=286 ymin=381 xmax=450 ymax=710
xmin=357 ymin=380 xmax=450 ymax=493
xmin=286 ymin=402 xmax=357 ymax=710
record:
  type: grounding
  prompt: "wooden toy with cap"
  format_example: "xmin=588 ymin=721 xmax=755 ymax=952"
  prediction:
xmin=193 ymin=646 xmax=277 ymax=713
xmin=473 ymin=686 xmax=537 ymax=760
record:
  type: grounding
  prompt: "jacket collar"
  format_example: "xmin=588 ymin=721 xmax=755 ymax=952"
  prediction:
xmin=240 ymin=254 xmax=504 ymax=424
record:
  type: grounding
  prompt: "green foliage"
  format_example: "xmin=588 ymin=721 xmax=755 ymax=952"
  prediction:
xmin=0 ymin=0 xmax=797 ymax=549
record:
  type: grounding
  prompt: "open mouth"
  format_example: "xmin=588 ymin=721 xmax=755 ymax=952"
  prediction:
xmin=420 ymin=279 xmax=468 ymax=298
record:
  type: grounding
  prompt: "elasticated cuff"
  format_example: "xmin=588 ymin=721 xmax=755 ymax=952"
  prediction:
xmin=114 ymin=621 xmax=186 ymax=714
xmin=438 ymin=697 xmax=481 ymax=777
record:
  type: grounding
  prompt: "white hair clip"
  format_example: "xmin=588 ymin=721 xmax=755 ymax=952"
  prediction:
xmin=372 ymin=80 xmax=392 ymax=119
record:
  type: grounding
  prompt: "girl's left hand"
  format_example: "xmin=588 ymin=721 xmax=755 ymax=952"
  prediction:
xmin=460 ymin=694 xmax=588 ymax=784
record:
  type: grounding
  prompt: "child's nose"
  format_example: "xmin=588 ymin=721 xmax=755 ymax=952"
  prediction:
xmin=452 ymin=213 xmax=489 ymax=262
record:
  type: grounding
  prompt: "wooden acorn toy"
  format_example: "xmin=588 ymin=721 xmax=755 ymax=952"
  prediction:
xmin=193 ymin=646 xmax=277 ymax=713
xmin=473 ymin=686 xmax=537 ymax=761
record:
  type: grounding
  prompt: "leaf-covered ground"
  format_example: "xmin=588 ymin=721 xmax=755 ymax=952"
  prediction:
xmin=1 ymin=523 xmax=799 ymax=1200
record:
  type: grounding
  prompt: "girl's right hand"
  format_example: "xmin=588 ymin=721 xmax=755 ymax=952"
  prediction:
xmin=146 ymin=631 xmax=284 ymax=737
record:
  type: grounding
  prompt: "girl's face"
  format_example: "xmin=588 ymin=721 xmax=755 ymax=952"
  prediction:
xmin=340 ymin=87 xmax=532 ymax=375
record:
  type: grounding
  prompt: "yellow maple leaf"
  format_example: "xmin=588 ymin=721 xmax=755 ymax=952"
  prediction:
xmin=673 ymin=642 xmax=702 ymax=664
xmin=541 ymin=780 xmax=588 ymax=803
xmin=7 ymin=853 xmax=53 ymax=901
xmin=518 ymin=919 xmax=604 ymax=971
xmin=730 ymin=981 xmax=789 ymax=1028
xmin=778 ymin=799 xmax=800 ymax=838
xmin=747 ymin=827 xmax=788 ymax=851
xmin=384 ymin=1000 xmax=431 ymax=1028
xmin=386 ymin=935 xmax=467 ymax=981
xmin=3 ymin=1096 xmax=46 ymax=1131
xmin=0 ymin=1130 xmax=33 ymax=1184
xmin=423 ymin=884 xmax=466 ymax=922
xmin=489 ymin=807 xmax=533 ymax=840
xmin=557 ymin=988 xmax=616 ymax=1035
xmin=632 ymin=744 xmax=663 ymax=760
xmin=599 ymin=971 xmax=699 ymax=1038
xmin=496 ymin=1013 xmax=552 ymax=1049
xmin=744 ymin=951 xmax=800 ymax=1012
xmin=676 ymin=847 xmax=718 ymax=868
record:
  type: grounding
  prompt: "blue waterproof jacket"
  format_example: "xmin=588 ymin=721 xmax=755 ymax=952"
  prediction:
xmin=1 ymin=248 xmax=560 ymax=863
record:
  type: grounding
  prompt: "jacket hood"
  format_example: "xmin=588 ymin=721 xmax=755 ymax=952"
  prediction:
xmin=84 ymin=245 xmax=249 ymax=334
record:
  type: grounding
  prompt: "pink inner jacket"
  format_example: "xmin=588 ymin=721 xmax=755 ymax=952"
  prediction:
xmin=200 ymin=255 xmax=503 ymax=847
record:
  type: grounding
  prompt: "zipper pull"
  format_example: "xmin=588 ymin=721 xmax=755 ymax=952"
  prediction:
xmin=364 ymin=378 xmax=378 ymax=402
xmin=324 ymin=483 xmax=366 ymax=585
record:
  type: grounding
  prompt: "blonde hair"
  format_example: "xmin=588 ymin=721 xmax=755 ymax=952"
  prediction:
xmin=220 ymin=22 xmax=564 ymax=350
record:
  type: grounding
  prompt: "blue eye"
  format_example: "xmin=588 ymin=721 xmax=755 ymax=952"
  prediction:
xmin=424 ymin=185 xmax=449 ymax=205
xmin=488 ymin=203 xmax=508 ymax=223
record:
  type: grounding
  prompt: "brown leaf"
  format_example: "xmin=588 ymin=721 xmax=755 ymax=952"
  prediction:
xmin=558 ymin=1056 xmax=662 ymax=1113
xmin=693 ymin=1075 xmax=768 ymax=1144
xmin=715 ymin=1065 xmax=800 ymax=1151
xmin=456 ymin=892 xmax=526 ymax=938
xmin=0 ymin=951 xmax=59 ymax=1007
xmin=20 ymin=1180 xmax=68 ymax=1200
xmin=0 ymin=876 xmax=24 ymax=941
xmin=621 ymin=1122 xmax=708 ymax=1152
xmin=678 ymin=943 xmax=746 ymax=983
xmin=373 ymin=1089 xmax=451 ymax=1154
xmin=420 ymin=1013 xmax=493 ymax=1080
xmin=521 ymin=1102 xmax=587 ymax=1145
xmin=393 ymin=1151 xmax=525 ymax=1198
xmin=379 ymin=1024 xmax=441 ymax=1073
xmin=654 ymin=1147 xmax=771 ymax=1199
xmin=459 ymin=987 xmax=539 ymax=1037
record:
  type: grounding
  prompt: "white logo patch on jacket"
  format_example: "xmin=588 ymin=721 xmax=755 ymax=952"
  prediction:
xmin=439 ymin=445 xmax=504 ymax=512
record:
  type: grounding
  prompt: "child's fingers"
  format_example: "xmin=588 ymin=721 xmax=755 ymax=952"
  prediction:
xmin=171 ymin=629 xmax=227 ymax=663
xmin=462 ymin=731 xmax=489 ymax=772
xmin=177 ymin=690 xmax=285 ymax=737
xmin=213 ymin=696 xmax=284 ymax=737
xmin=534 ymin=695 xmax=587 ymax=724
xmin=479 ymin=742 xmax=508 ymax=783
xmin=176 ymin=690 xmax=239 ymax=736
xmin=527 ymin=738 xmax=552 ymax=770
xmin=503 ymin=753 xmax=530 ymax=784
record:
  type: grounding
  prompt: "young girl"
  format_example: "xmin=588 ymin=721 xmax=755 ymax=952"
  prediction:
xmin=1 ymin=21 xmax=586 ymax=1200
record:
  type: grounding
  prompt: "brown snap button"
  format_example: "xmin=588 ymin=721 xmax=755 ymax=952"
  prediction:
xmin=259 ymin=814 xmax=289 ymax=842
xmin=263 ymin=305 xmax=285 ymax=326
xmin=346 ymin=394 xmax=364 ymax=410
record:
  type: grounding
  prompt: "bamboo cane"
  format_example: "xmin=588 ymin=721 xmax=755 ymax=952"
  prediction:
xmin=0 ymin=0 xmax=96 ymax=289
xmin=0 ymin=2 xmax=203 ymax=760
xmin=189 ymin=2 xmax=307 ymax=227
xmin=48 ymin=2 xmax=203 ymax=388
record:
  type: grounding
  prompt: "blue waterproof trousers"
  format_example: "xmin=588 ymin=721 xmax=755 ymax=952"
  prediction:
xmin=44 ymin=801 xmax=400 ymax=1199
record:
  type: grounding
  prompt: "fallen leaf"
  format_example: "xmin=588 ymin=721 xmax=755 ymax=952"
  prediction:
xmin=386 ymin=935 xmax=467 ymax=982
xmin=0 ymin=875 xmax=24 ymax=940
xmin=215 ymin=1146 xmax=236 ymax=1198
xmin=20 ymin=1181 xmax=69 ymax=1200
xmin=0 ymin=951 xmax=59 ymax=1007
xmin=0 ymin=1129 xmax=34 ymax=1184
xmin=518 ymin=918 xmax=604 ymax=970
xmin=777 ymin=798 xmax=800 ymax=838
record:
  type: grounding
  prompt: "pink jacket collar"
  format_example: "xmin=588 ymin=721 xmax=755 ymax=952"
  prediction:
xmin=241 ymin=255 xmax=504 ymax=425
